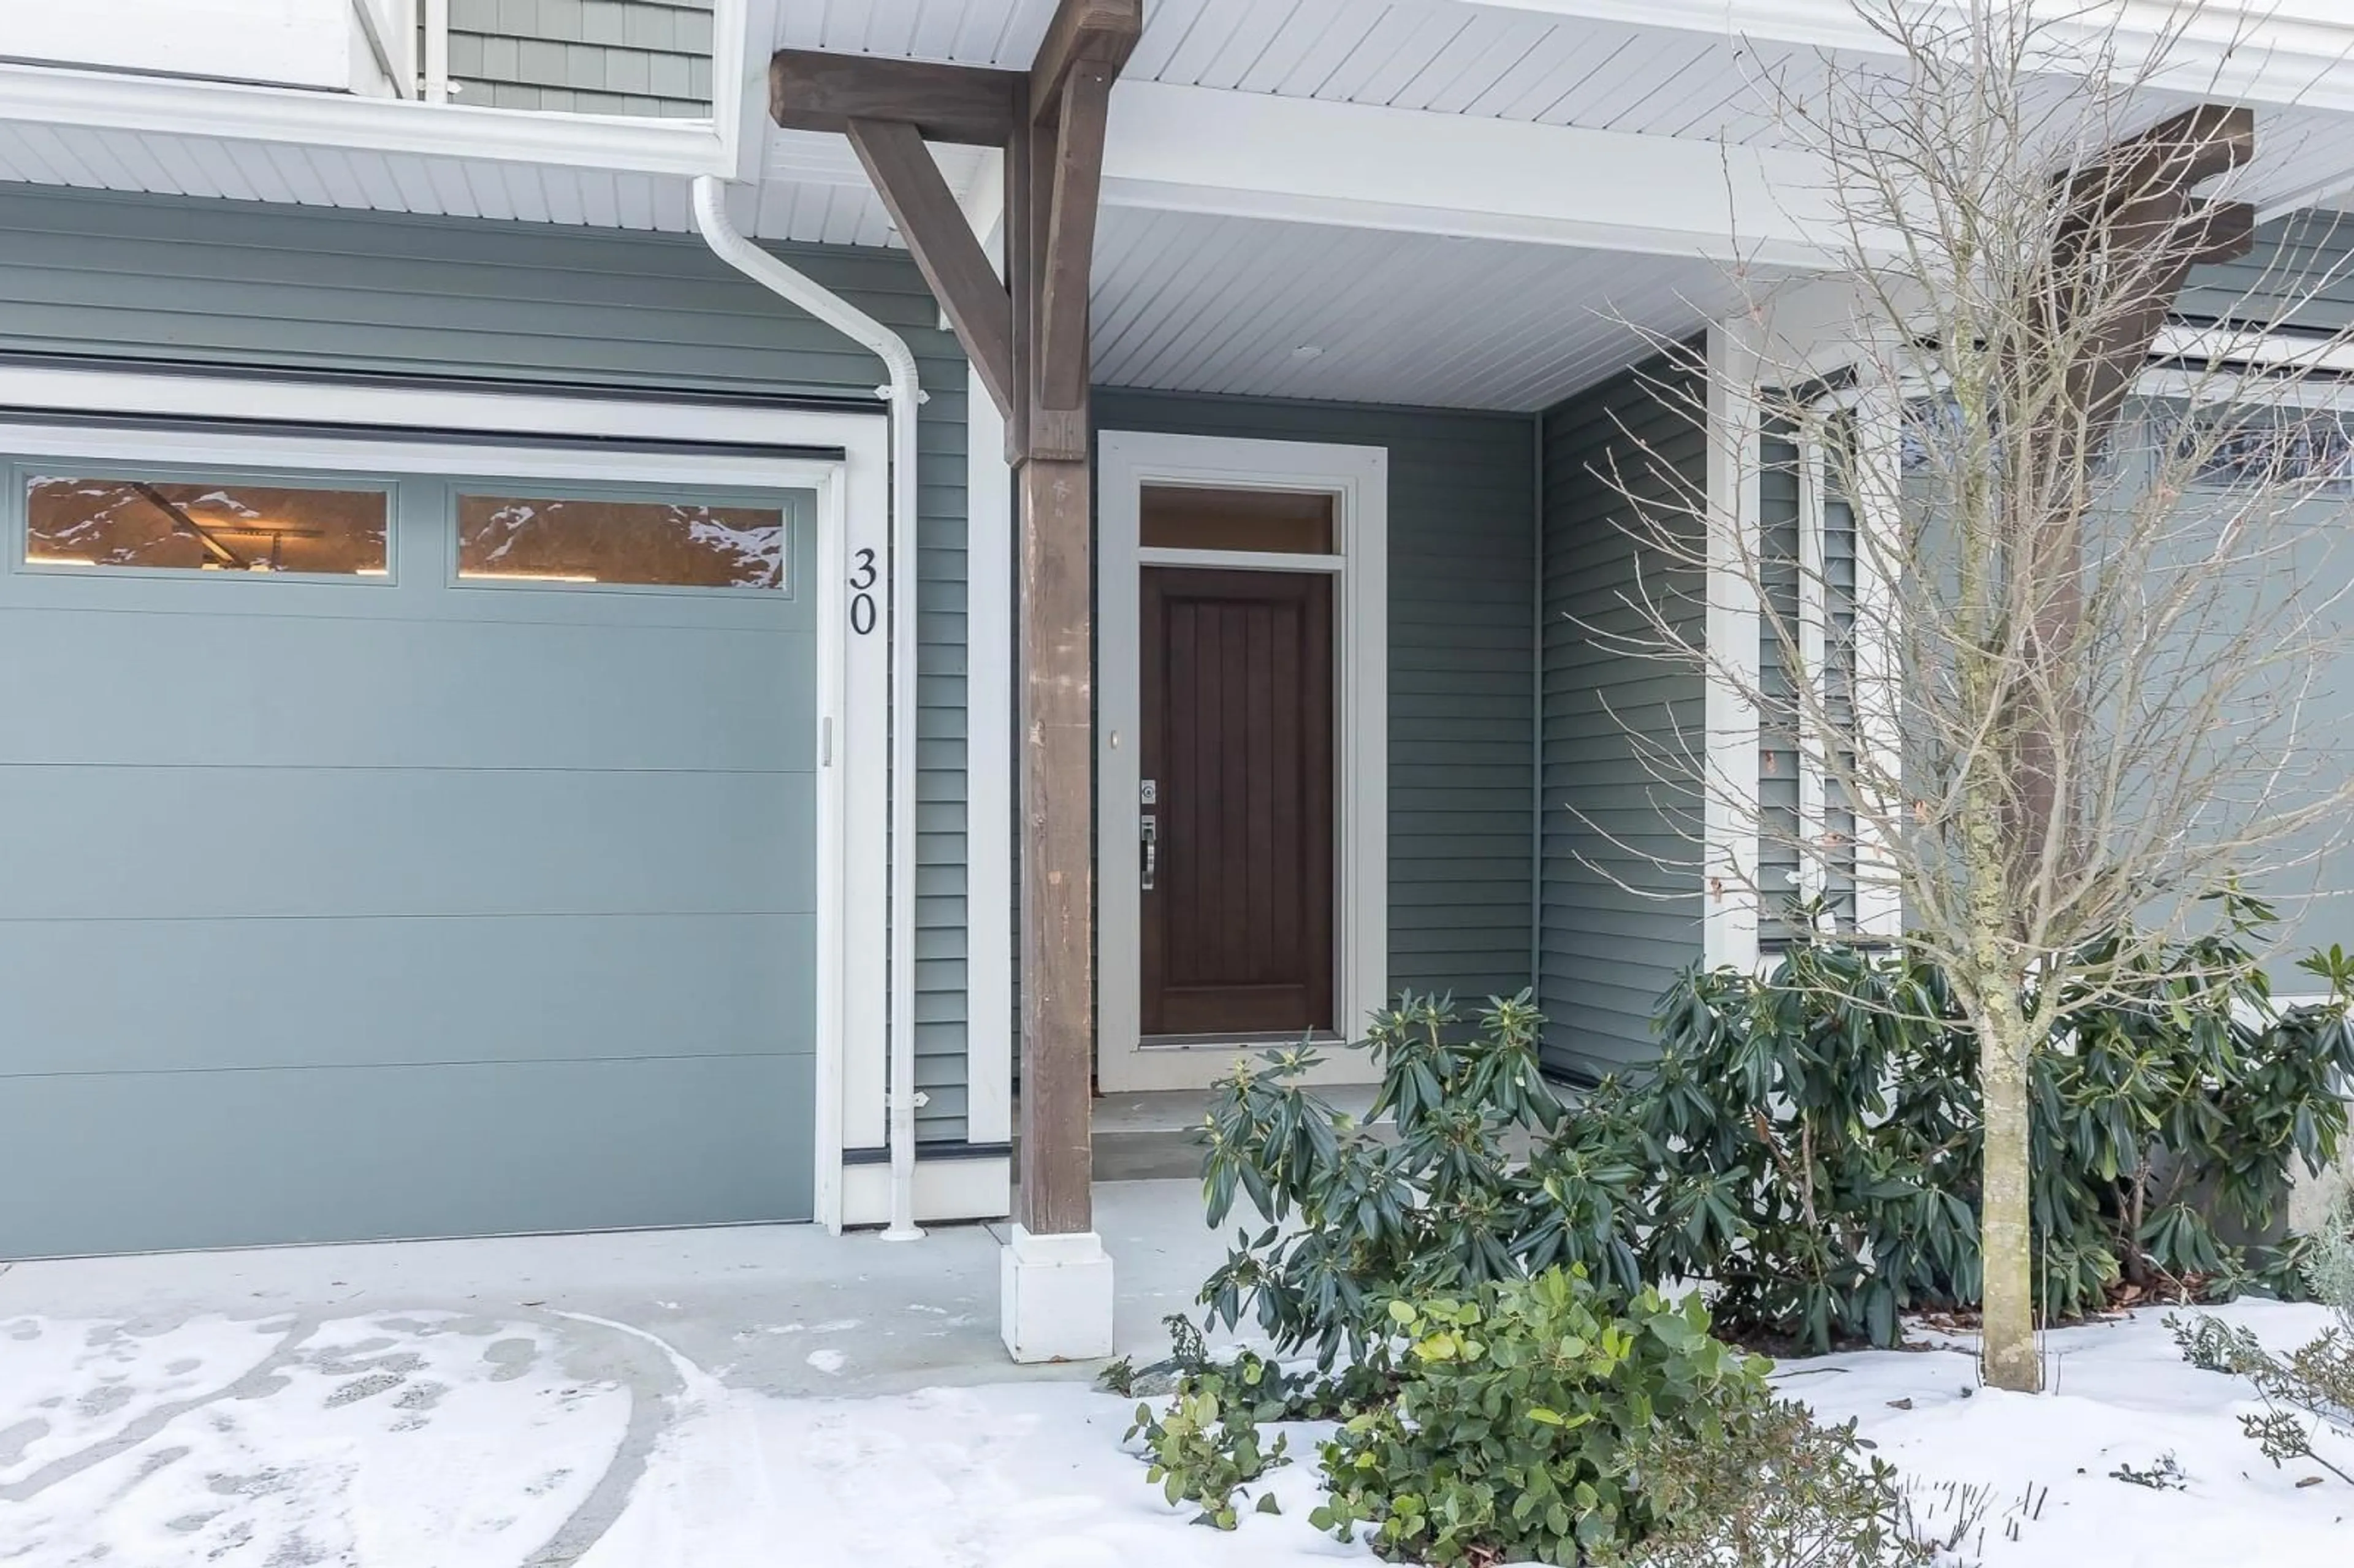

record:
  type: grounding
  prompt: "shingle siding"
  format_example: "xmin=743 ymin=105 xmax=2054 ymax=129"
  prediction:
xmin=447 ymin=0 xmax=712 ymax=118
xmin=0 ymin=181 xmax=973 ymax=1142
xmin=1537 ymin=356 xmax=1708 ymax=1076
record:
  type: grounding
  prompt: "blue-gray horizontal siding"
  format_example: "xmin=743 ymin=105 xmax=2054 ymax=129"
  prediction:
xmin=2109 ymin=211 xmax=2354 ymax=983
xmin=448 ymin=0 xmax=713 ymax=117
xmin=2177 ymin=209 xmax=2354 ymax=333
xmin=1093 ymin=390 xmax=1538 ymax=1027
xmin=1539 ymin=357 xmax=1706 ymax=1076
xmin=0 ymin=182 xmax=973 ymax=1143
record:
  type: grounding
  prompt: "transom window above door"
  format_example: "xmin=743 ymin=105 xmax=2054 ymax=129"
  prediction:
xmin=1140 ymin=484 xmax=1336 ymax=554
xmin=25 ymin=474 xmax=389 ymax=576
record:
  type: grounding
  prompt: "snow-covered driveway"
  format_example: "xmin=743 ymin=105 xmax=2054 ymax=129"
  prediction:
xmin=0 ymin=1307 xmax=634 ymax=1564
xmin=0 ymin=1301 xmax=1358 ymax=1568
xmin=0 ymin=1195 xmax=2347 ymax=1567
xmin=0 ymin=1186 xmax=1294 ymax=1567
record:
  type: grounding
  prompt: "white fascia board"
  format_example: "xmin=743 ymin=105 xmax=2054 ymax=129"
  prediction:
xmin=1102 ymin=81 xmax=1886 ymax=268
xmin=2151 ymin=323 xmax=2354 ymax=374
xmin=0 ymin=60 xmax=731 ymax=177
xmin=1482 ymin=1 xmax=2354 ymax=116
xmin=715 ymin=0 xmax=763 ymax=182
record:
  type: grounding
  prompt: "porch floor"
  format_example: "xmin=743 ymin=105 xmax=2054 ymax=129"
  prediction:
xmin=1085 ymin=1084 xmax=1384 ymax=1180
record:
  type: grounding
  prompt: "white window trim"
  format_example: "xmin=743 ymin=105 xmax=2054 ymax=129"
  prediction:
xmin=1771 ymin=393 xmax=1906 ymax=946
xmin=1795 ymin=437 xmax=1832 ymax=910
xmin=0 ymin=361 xmax=893 ymax=1233
xmin=1847 ymin=385 xmax=1908 ymax=942
xmin=1097 ymin=430 xmax=1388 ymax=1092
xmin=1704 ymin=322 xmax=1765 ymax=970
xmin=1708 ymin=312 xmax=1913 ymax=964
xmin=1134 ymin=546 xmax=1341 ymax=573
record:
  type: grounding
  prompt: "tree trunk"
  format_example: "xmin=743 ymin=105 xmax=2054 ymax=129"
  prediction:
xmin=1959 ymin=731 xmax=2043 ymax=1394
xmin=1976 ymin=983 xmax=2043 ymax=1392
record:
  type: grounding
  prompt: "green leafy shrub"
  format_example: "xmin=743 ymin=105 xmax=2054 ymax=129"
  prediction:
xmin=1124 ymin=1351 xmax=1292 ymax=1530
xmin=1308 ymin=1268 xmax=1923 ymax=1567
xmin=1199 ymin=991 xmax=1643 ymax=1366
xmin=1199 ymin=897 xmax=2354 ymax=1359
xmin=1645 ymin=907 xmax=2354 ymax=1339
xmin=1637 ymin=939 xmax=1978 ymax=1349
xmin=2168 ymin=1310 xmax=2354 ymax=1486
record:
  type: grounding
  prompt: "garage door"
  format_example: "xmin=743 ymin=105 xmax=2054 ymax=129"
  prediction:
xmin=0 ymin=446 xmax=826 ymax=1257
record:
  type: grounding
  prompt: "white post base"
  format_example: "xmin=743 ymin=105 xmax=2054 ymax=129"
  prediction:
xmin=1000 ymin=1224 xmax=1116 ymax=1363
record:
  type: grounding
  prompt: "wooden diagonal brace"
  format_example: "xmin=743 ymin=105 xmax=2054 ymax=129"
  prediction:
xmin=2185 ymin=199 xmax=2258 ymax=267
xmin=845 ymin=118 xmax=1016 ymax=419
xmin=2105 ymin=104 xmax=2255 ymax=204
xmin=1037 ymin=66 xmax=1113 ymax=413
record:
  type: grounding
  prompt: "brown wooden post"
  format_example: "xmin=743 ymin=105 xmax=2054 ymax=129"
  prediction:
xmin=1007 ymin=92 xmax=1097 ymax=1243
xmin=772 ymin=0 xmax=1139 ymax=1358
xmin=2008 ymin=107 xmax=2257 ymax=875
xmin=1002 ymin=11 xmax=1134 ymax=1273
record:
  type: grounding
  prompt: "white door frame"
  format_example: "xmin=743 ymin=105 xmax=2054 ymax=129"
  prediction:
xmin=0 ymin=360 xmax=893 ymax=1231
xmin=1097 ymin=430 xmax=1388 ymax=1092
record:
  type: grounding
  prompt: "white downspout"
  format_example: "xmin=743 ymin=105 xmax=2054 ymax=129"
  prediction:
xmin=421 ymin=0 xmax=450 ymax=102
xmin=691 ymin=174 xmax=926 ymax=1243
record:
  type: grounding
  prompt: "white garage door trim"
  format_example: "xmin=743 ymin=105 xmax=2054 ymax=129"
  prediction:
xmin=0 ymin=360 xmax=894 ymax=1235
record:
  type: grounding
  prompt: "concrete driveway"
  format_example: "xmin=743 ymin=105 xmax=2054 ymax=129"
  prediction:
xmin=0 ymin=1181 xmax=1245 ymax=1567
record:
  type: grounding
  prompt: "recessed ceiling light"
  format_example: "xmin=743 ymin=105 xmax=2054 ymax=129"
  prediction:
xmin=1292 ymin=344 xmax=1324 ymax=360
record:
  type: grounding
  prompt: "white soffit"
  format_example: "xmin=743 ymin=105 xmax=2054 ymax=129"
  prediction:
xmin=775 ymin=0 xmax=1804 ymax=142
xmin=1089 ymin=207 xmax=1755 ymax=411
xmin=748 ymin=129 xmax=991 ymax=246
xmin=0 ymin=123 xmax=701 ymax=230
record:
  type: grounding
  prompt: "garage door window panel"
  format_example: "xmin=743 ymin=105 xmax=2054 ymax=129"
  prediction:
xmin=455 ymin=491 xmax=789 ymax=591
xmin=25 ymin=474 xmax=389 ymax=577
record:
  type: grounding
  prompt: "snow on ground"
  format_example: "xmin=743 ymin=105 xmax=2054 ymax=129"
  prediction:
xmin=1787 ymin=1300 xmax=2354 ymax=1566
xmin=0 ymin=1295 xmax=2346 ymax=1566
xmin=0 ymin=1311 xmax=630 ymax=1567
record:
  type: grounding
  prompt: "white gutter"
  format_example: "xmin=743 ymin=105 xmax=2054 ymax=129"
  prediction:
xmin=0 ymin=0 xmax=747 ymax=175
xmin=1483 ymin=1 xmax=2354 ymax=110
xmin=691 ymin=174 xmax=926 ymax=1244
xmin=0 ymin=60 xmax=730 ymax=174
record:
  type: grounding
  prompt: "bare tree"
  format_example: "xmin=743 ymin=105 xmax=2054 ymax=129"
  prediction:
xmin=1607 ymin=1 xmax=2354 ymax=1391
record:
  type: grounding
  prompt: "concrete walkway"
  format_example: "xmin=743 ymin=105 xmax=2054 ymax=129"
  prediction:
xmin=0 ymin=1182 xmax=1249 ymax=1566
xmin=0 ymin=1180 xmax=1230 ymax=1401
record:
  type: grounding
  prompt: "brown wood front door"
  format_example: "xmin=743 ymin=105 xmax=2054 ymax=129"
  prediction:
xmin=1139 ymin=566 xmax=1335 ymax=1037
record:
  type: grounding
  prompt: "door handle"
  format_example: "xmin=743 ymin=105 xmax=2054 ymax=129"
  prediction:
xmin=1140 ymin=813 xmax=1157 ymax=892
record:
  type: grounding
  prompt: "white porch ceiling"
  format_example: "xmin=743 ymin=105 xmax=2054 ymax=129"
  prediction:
xmin=5 ymin=0 xmax=2354 ymax=411
xmin=1091 ymin=207 xmax=1748 ymax=411
xmin=0 ymin=114 xmax=1746 ymax=411
xmin=777 ymin=0 xmax=1798 ymax=141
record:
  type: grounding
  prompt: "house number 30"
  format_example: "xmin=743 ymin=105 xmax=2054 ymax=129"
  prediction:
xmin=849 ymin=548 xmax=879 ymax=636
